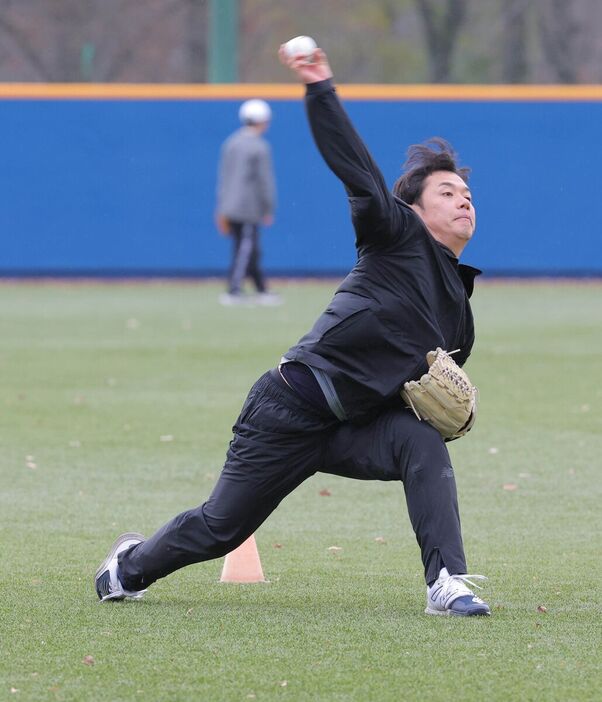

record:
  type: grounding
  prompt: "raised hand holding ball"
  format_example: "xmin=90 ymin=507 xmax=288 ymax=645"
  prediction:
xmin=283 ymin=35 xmax=317 ymax=62
xmin=279 ymin=37 xmax=333 ymax=84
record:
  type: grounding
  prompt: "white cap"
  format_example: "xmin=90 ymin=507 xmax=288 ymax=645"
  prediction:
xmin=239 ymin=99 xmax=272 ymax=125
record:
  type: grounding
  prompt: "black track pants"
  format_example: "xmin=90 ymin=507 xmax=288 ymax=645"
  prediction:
xmin=119 ymin=370 xmax=467 ymax=590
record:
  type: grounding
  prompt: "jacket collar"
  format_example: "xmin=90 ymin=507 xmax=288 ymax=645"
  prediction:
xmin=436 ymin=240 xmax=481 ymax=298
xmin=458 ymin=263 xmax=481 ymax=298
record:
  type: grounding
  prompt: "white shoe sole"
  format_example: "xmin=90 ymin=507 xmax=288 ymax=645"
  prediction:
xmin=425 ymin=606 xmax=450 ymax=616
xmin=424 ymin=605 xmax=491 ymax=617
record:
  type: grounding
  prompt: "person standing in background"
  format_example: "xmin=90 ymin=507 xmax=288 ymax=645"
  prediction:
xmin=215 ymin=99 xmax=281 ymax=306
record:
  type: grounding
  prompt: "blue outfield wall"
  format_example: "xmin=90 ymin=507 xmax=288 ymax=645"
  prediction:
xmin=1 ymin=91 xmax=601 ymax=276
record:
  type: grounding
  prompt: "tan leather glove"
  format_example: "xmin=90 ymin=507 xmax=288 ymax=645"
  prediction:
xmin=401 ymin=348 xmax=478 ymax=441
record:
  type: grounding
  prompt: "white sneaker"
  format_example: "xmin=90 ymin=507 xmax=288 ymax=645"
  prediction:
xmin=256 ymin=292 xmax=283 ymax=306
xmin=94 ymin=532 xmax=147 ymax=602
xmin=425 ymin=567 xmax=490 ymax=616
xmin=219 ymin=292 xmax=243 ymax=306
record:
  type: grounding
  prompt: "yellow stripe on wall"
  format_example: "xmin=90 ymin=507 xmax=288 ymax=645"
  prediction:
xmin=0 ymin=82 xmax=601 ymax=101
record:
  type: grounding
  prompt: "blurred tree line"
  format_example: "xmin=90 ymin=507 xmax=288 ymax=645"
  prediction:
xmin=0 ymin=0 xmax=600 ymax=83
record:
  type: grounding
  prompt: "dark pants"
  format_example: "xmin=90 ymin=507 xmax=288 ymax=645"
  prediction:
xmin=119 ymin=370 xmax=467 ymax=590
xmin=228 ymin=221 xmax=266 ymax=294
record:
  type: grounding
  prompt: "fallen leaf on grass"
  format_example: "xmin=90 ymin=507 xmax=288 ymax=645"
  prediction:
xmin=273 ymin=543 xmax=283 ymax=549
xmin=488 ymin=447 xmax=499 ymax=455
xmin=279 ymin=681 xmax=288 ymax=687
xmin=10 ymin=688 xmax=18 ymax=694
xmin=319 ymin=488 xmax=331 ymax=496
xmin=537 ymin=605 xmax=548 ymax=613
xmin=160 ymin=435 xmax=174 ymax=442
xmin=374 ymin=536 xmax=386 ymax=544
xmin=327 ymin=546 xmax=342 ymax=555
xmin=82 ymin=655 xmax=95 ymax=666
xmin=26 ymin=461 xmax=37 ymax=469
xmin=502 ymin=483 xmax=518 ymax=491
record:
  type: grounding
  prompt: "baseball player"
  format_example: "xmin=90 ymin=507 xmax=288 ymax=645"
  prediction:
xmin=95 ymin=44 xmax=490 ymax=616
xmin=215 ymin=98 xmax=280 ymax=306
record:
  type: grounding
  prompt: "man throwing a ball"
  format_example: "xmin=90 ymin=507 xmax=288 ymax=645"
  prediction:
xmin=95 ymin=42 xmax=490 ymax=617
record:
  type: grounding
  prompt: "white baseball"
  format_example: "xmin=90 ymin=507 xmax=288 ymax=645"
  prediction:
xmin=284 ymin=35 xmax=317 ymax=60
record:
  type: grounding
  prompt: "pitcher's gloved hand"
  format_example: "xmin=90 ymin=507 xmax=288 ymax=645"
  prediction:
xmin=401 ymin=348 xmax=478 ymax=441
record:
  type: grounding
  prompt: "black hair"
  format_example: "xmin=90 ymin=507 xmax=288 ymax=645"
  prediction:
xmin=392 ymin=137 xmax=470 ymax=205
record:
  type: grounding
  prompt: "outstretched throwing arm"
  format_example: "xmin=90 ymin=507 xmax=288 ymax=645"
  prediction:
xmin=278 ymin=44 xmax=402 ymax=246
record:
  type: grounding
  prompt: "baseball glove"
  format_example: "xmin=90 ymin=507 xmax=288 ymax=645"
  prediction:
xmin=401 ymin=348 xmax=478 ymax=441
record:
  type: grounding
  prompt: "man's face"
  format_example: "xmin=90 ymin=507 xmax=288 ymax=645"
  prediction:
xmin=410 ymin=171 xmax=476 ymax=255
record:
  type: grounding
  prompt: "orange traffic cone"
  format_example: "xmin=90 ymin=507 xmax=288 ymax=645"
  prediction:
xmin=220 ymin=534 xmax=267 ymax=583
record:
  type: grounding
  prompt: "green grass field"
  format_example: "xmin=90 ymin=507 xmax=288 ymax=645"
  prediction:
xmin=1 ymin=280 xmax=600 ymax=701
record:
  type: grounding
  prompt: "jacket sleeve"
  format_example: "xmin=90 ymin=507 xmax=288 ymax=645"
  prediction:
xmin=257 ymin=141 xmax=276 ymax=217
xmin=305 ymin=79 xmax=406 ymax=247
xmin=215 ymin=142 xmax=228 ymax=215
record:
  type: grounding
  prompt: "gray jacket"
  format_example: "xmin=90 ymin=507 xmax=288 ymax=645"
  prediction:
xmin=216 ymin=127 xmax=276 ymax=224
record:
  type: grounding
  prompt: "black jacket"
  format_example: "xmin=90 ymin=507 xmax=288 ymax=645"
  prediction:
xmin=285 ymin=79 xmax=480 ymax=422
